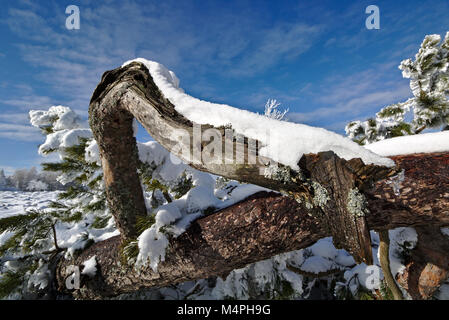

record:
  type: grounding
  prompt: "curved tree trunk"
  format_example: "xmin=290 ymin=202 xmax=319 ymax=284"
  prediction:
xmin=56 ymin=62 xmax=449 ymax=299
xmin=378 ymin=230 xmax=403 ymax=300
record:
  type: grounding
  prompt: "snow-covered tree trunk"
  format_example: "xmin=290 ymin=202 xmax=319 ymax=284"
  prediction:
xmin=56 ymin=62 xmax=449 ymax=299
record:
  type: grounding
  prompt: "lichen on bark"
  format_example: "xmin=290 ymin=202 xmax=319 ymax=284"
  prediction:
xmin=346 ymin=187 xmax=369 ymax=218
xmin=312 ymin=181 xmax=330 ymax=209
xmin=263 ymin=163 xmax=292 ymax=184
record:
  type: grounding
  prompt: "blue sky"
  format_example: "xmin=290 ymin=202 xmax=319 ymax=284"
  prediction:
xmin=0 ymin=0 xmax=448 ymax=174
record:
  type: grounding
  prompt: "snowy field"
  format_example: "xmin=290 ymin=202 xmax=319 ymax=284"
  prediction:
xmin=0 ymin=191 xmax=59 ymax=219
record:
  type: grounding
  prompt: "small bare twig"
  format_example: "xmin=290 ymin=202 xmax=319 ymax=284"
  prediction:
xmin=51 ymin=224 xmax=60 ymax=251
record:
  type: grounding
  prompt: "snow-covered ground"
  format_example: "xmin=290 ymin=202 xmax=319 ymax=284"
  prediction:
xmin=0 ymin=190 xmax=119 ymax=257
xmin=0 ymin=191 xmax=59 ymax=219
xmin=2 ymin=189 xmax=441 ymax=300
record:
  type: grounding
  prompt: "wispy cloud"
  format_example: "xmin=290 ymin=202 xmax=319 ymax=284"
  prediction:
xmin=322 ymin=1 xmax=449 ymax=58
xmin=3 ymin=0 xmax=447 ymax=139
xmin=0 ymin=113 xmax=30 ymax=124
xmin=6 ymin=1 xmax=322 ymax=113
xmin=288 ymin=62 xmax=411 ymax=130
xmin=3 ymin=95 xmax=54 ymax=110
xmin=227 ymin=23 xmax=322 ymax=76
xmin=0 ymin=123 xmax=41 ymax=142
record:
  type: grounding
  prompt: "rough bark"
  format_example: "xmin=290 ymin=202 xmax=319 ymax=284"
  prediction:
xmin=397 ymin=226 xmax=449 ymax=299
xmin=54 ymin=62 xmax=449 ymax=299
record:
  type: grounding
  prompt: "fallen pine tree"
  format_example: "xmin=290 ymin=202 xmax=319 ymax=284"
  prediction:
xmin=51 ymin=61 xmax=449 ymax=300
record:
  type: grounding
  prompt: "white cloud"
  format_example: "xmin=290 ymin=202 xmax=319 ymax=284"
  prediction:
xmin=0 ymin=113 xmax=30 ymax=124
xmin=289 ymin=86 xmax=410 ymax=123
xmin=0 ymin=123 xmax=42 ymax=142
xmin=3 ymin=95 xmax=54 ymax=110
xmin=6 ymin=0 xmax=443 ymax=137
xmin=6 ymin=1 xmax=322 ymax=113
xmin=287 ymin=62 xmax=411 ymax=131
xmin=228 ymin=23 xmax=322 ymax=76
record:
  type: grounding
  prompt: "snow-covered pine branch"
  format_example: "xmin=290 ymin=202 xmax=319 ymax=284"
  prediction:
xmin=346 ymin=32 xmax=449 ymax=145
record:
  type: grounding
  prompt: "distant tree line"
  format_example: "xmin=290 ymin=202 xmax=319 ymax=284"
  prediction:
xmin=0 ymin=167 xmax=65 ymax=191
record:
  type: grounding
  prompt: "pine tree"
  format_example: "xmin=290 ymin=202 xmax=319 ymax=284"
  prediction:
xmin=0 ymin=107 xmax=109 ymax=298
xmin=346 ymin=32 xmax=449 ymax=145
xmin=0 ymin=169 xmax=7 ymax=190
xmin=0 ymin=106 xmax=196 ymax=298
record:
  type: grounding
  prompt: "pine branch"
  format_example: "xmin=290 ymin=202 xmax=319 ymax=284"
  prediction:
xmin=0 ymin=212 xmax=39 ymax=233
